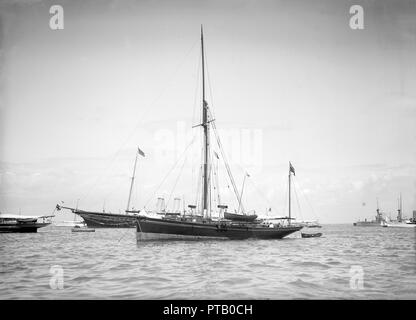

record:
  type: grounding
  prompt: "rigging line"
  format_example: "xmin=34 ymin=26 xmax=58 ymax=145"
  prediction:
xmin=210 ymin=117 xmax=241 ymax=209
xmin=214 ymin=154 xmax=221 ymax=206
xmin=293 ymin=177 xmax=318 ymax=220
xmin=207 ymin=48 xmax=285 ymax=215
xmin=225 ymin=158 xmax=286 ymax=215
xmin=195 ymin=163 xmax=202 ymax=209
xmin=282 ymin=177 xmax=288 ymax=218
xmin=194 ymin=141 xmax=204 ymax=209
xmin=79 ymin=38 xmax=199 ymax=203
xmin=193 ymin=143 xmax=203 ymax=210
xmin=212 ymin=162 xmax=218 ymax=208
xmin=192 ymin=52 xmax=202 ymax=126
xmin=190 ymin=55 xmax=201 ymax=204
xmin=129 ymin=170 xmax=141 ymax=211
xmin=166 ymin=152 xmax=188 ymax=210
xmin=207 ymin=152 xmax=215 ymax=216
xmin=143 ymin=137 xmax=196 ymax=208
xmin=246 ymin=178 xmax=274 ymax=210
xmin=292 ymin=179 xmax=303 ymax=221
xmin=203 ymin=49 xmax=240 ymax=210
xmin=100 ymin=169 xmax=132 ymax=205
xmin=204 ymin=44 xmax=223 ymax=213
xmin=204 ymin=45 xmax=216 ymax=120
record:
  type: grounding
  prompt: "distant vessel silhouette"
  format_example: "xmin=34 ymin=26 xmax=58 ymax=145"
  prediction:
xmin=0 ymin=213 xmax=53 ymax=233
xmin=384 ymin=194 xmax=416 ymax=228
xmin=353 ymin=199 xmax=385 ymax=227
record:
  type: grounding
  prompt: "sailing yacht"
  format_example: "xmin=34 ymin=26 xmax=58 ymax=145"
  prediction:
xmin=0 ymin=213 xmax=53 ymax=233
xmin=136 ymin=27 xmax=302 ymax=240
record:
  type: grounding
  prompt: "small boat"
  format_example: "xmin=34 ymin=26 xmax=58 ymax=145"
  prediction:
xmin=301 ymin=232 xmax=322 ymax=238
xmin=71 ymin=225 xmax=95 ymax=232
xmin=224 ymin=212 xmax=258 ymax=222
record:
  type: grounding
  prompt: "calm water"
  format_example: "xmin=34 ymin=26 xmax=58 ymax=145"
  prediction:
xmin=1 ymin=224 xmax=415 ymax=299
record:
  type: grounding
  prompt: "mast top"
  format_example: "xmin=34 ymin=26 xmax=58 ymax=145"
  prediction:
xmin=200 ymin=24 xmax=209 ymax=215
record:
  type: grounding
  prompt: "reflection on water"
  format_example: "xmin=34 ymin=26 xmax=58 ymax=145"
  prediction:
xmin=0 ymin=225 xmax=415 ymax=299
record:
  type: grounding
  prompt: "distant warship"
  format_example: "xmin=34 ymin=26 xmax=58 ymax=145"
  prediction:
xmin=353 ymin=200 xmax=385 ymax=227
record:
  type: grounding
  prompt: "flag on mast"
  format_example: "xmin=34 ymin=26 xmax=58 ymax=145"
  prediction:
xmin=138 ymin=147 xmax=145 ymax=157
xmin=289 ymin=162 xmax=295 ymax=176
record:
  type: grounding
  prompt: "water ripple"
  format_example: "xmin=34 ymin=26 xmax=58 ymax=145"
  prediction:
xmin=1 ymin=225 xmax=415 ymax=299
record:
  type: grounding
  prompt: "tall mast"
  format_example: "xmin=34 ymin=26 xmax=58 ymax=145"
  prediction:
xmin=397 ymin=193 xmax=402 ymax=222
xmin=401 ymin=193 xmax=403 ymax=218
xmin=126 ymin=149 xmax=139 ymax=212
xmin=201 ymin=25 xmax=210 ymax=217
xmin=375 ymin=198 xmax=381 ymax=222
xmin=288 ymin=164 xmax=291 ymax=225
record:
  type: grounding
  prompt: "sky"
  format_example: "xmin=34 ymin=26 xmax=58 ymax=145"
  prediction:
xmin=0 ymin=0 xmax=415 ymax=223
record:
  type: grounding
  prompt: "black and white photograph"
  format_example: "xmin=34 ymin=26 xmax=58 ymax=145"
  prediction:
xmin=0 ymin=0 xmax=415 ymax=305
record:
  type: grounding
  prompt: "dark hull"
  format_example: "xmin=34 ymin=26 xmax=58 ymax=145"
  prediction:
xmin=0 ymin=223 xmax=50 ymax=233
xmin=224 ymin=212 xmax=258 ymax=222
xmin=301 ymin=232 xmax=322 ymax=238
xmin=77 ymin=211 xmax=138 ymax=228
xmin=136 ymin=216 xmax=302 ymax=240
xmin=71 ymin=228 xmax=95 ymax=232
xmin=353 ymin=221 xmax=383 ymax=227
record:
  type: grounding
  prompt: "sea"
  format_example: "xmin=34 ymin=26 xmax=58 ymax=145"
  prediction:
xmin=1 ymin=224 xmax=415 ymax=299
